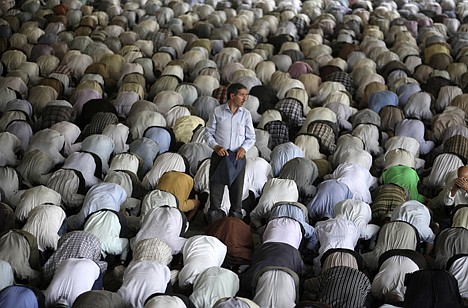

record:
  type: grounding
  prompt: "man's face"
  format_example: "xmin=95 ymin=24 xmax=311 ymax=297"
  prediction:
xmin=231 ymin=89 xmax=249 ymax=108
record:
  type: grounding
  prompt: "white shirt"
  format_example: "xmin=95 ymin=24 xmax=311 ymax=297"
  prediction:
xmin=132 ymin=206 xmax=186 ymax=255
xmin=45 ymin=258 xmax=100 ymax=307
xmin=179 ymin=236 xmax=227 ymax=288
xmin=118 ymin=260 xmax=170 ymax=308
xmin=250 ymin=178 xmax=299 ymax=229
xmin=325 ymin=163 xmax=377 ymax=203
xmin=391 ymin=201 xmax=435 ymax=243
xmin=142 ymin=152 xmax=186 ymax=190
xmin=262 ymin=217 xmax=303 ymax=249
xmin=22 ymin=204 xmax=66 ymax=251
xmin=315 ymin=218 xmax=360 ymax=257
xmin=334 ymin=199 xmax=380 ymax=240
xmin=371 ymin=255 xmax=420 ymax=302
xmin=84 ymin=210 xmax=129 ymax=259
xmin=15 ymin=185 xmax=61 ymax=222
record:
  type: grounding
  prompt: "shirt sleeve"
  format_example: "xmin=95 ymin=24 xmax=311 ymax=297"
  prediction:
xmin=205 ymin=111 xmax=218 ymax=150
xmin=240 ymin=110 xmax=256 ymax=151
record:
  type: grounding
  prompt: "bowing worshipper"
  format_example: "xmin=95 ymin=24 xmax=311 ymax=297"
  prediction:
xmin=142 ymin=152 xmax=187 ymax=191
xmin=45 ymin=258 xmax=102 ymax=307
xmin=189 ymin=267 xmax=240 ymax=308
xmin=113 ymin=237 xmax=174 ymax=284
xmin=303 ymin=266 xmax=371 ymax=308
xmin=370 ymin=183 xmax=408 ymax=226
xmin=46 ymin=168 xmax=87 ymax=212
xmin=117 ymin=260 xmax=171 ymax=308
xmin=156 ymin=171 xmax=201 ymax=221
xmin=404 ymin=269 xmax=463 ymax=308
xmin=452 ymin=205 xmax=468 ymax=229
xmin=394 ymin=119 xmax=435 ymax=156
xmin=249 ymin=178 xmax=299 ymax=230
xmin=239 ymin=237 xmax=305 ymax=298
xmin=80 ymin=134 xmax=115 ymax=175
xmin=0 ymin=285 xmax=45 ymax=308
xmin=205 ymin=217 xmax=255 ymax=268
xmin=132 ymin=206 xmax=188 ymax=255
xmin=0 ymin=229 xmax=41 ymax=285
xmin=129 ymin=137 xmax=160 ymax=176
xmin=16 ymin=149 xmax=56 ymax=187
xmin=391 ymin=201 xmax=436 ymax=257
xmin=73 ymin=290 xmax=125 ymax=308
xmin=324 ymin=162 xmax=378 ymax=203
xmin=362 ymin=221 xmax=420 ymax=272
xmin=42 ymin=231 xmax=107 ymax=286
xmin=83 ymin=208 xmax=130 ymax=268
xmin=252 ymin=267 xmax=299 ymax=308
xmin=241 ymin=156 xmax=272 ymax=215
xmin=269 ymin=142 xmax=305 ymax=178
xmin=306 ymin=179 xmax=353 ymax=223
xmin=144 ymin=293 xmax=196 ymax=307
xmin=0 ymin=132 xmax=20 ymax=167
xmin=434 ymin=227 xmax=468 ymax=270
xmin=61 ymin=151 xmax=103 ymax=188
xmin=21 ymin=204 xmax=66 ymax=252
xmin=14 ymin=185 xmax=61 ymax=223
xmin=178 ymin=235 xmax=227 ymax=289
xmin=278 ymin=157 xmax=318 ymax=204
xmin=313 ymin=218 xmax=361 ymax=273
xmin=446 ymin=252 xmax=468 ymax=304
xmin=333 ymin=199 xmax=380 ymax=242
xmin=381 ymin=164 xmax=427 ymax=203
xmin=371 ymin=249 xmax=426 ymax=307
xmin=67 ymin=182 xmax=127 ymax=231
xmin=262 ymin=217 xmax=304 ymax=250
xmin=268 ymin=201 xmax=317 ymax=250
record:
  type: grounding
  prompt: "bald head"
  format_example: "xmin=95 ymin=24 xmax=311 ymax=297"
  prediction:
xmin=458 ymin=166 xmax=468 ymax=179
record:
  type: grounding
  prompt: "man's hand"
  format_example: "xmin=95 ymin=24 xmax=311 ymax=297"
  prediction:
xmin=455 ymin=177 xmax=468 ymax=191
xmin=214 ymin=145 xmax=228 ymax=156
xmin=236 ymin=147 xmax=246 ymax=160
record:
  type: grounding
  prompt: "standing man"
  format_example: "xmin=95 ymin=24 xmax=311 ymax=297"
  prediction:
xmin=205 ymin=83 xmax=256 ymax=223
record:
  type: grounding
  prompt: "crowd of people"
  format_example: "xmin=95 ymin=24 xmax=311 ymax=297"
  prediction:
xmin=0 ymin=0 xmax=468 ymax=306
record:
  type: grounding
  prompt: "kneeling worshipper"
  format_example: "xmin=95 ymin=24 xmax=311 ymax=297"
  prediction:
xmin=156 ymin=170 xmax=201 ymax=221
xmin=132 ymin=206 xmax=188 ymax=255
xmin=144 ymin=293 xmax=195 ymax=308
xmin=117 ymin=260 xmax=171 ymax=308
xmin=67 ymin=182 xmax=127 ymax=231
xmin=205 ymin=217 xmax=255 ymax=268
xmin=306 ymin=179 xmax=353 ymax=222
xmin=362 ymin=221 xmax=420 ymax=272
xmin=303 ymin=266 xmax=371 ymax=308
xmin=252 ymin=267 xmax=299 ymax=308
xmin=42 ymin=231 xmax=107 ymax=286
xmin=189 ymin=267 xmax=240 ymax=308
xmin=178 ymin=235 xmax=227 ymax=289
xmin=0 ymin=260 xmax=14 ymax=291
xmin=240 ymin=239 xmax=305 ymax=298
xmin=44 ymin=258 xmax=102 ymax=307
xmin=404 ymin=269 xmax=463 ymax=307
xmin=390 ymin=200 xmax=436 ymax=256
xmin=0 ymin=229 xmax=42 ymax=284
xmin=371 ymin=249 xmax=426 ymax=306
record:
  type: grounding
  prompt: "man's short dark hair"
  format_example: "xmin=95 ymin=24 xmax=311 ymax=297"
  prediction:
xmin=226 ymin=83 xmax=248 ymax=101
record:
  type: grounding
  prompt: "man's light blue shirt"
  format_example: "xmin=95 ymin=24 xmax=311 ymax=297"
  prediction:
xmin=205 ymin=104 xmax=256 ymax=152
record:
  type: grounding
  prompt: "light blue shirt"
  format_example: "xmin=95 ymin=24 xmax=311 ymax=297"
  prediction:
xmin=205 ymin=104 xmax=256 ymax=152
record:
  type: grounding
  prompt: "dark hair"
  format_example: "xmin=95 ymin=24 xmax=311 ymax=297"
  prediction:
xmin=226 ymin=83 xmax=248 ymax=101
